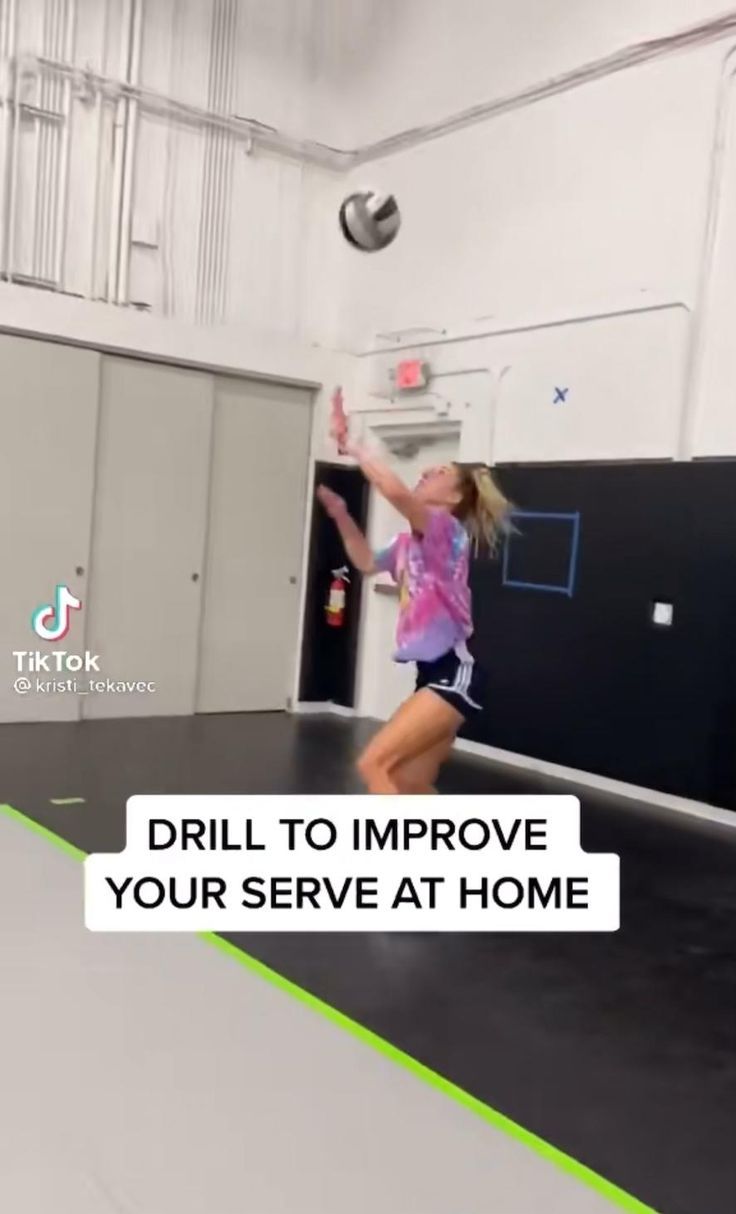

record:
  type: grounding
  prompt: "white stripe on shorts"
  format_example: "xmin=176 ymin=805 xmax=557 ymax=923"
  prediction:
xmin=427 ymin=641 xmax=482 ymax=711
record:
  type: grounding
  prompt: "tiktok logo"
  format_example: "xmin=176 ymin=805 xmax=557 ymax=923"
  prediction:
xmin=31 ymin=584 xmax=82 ymax=642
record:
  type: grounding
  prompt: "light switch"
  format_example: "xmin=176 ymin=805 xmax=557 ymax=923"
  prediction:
xmin=651 ymin=601 xmax=673 ymax=627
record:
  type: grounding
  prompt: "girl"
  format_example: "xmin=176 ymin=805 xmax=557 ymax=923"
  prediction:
xmin=317 ymin=391 xmax=510 ymax=794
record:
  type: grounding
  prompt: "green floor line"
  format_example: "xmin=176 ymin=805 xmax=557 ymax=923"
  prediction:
xmin=1 ymin=802 xmax=86 ymax=860
xmin=0 ymin=801 xmax=658 ymax=1214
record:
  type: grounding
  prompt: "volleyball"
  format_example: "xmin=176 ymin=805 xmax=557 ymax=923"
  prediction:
xmin=338 ymin=190 xmax=401 ymax=252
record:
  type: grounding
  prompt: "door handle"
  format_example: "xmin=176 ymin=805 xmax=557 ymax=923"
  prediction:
xmin=75 ymin=566 xmax=84 ymax=576
xmin=191 ymin=573 xmax=200 ymax=583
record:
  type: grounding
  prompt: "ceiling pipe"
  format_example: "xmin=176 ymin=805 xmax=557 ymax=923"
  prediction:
xmin=354 ymin=301 xmax=689 ymax=358
xmin=87 ymin=0 xmax=112 ymax=298
xmin=195 ymin=2 xmax=218 ymax=322
xmin=677 ymin=45 xmax=736 ymax=459
xmin=0 ymin=0 xmax=17 ymax=276
xmin=206 ymin=0 xmax=228 ymax=324
xmin=42 ymin=0 xmax=64 ymax=280
xmin=105 ymin=0 xmax=133 ymax=301
xmin=38 ymin=0 xmax=66 ymax=281
xmin=25 ymin=52 xmax=346 ymax=170
xmin=88 ymin=78 xmax=104 ymax=297
xmin=115 ymin=0 xmax=143 ymax=304
xmin=200 ymin=0 xmax=236 ymax=325
xmin=18 ymin=10 xmax=736 ymax=174
xmin=354 ymin=10 xmax=736 ymax=166
xmin=214 ymin=0 xmax=238 ymax=323
xmin=53 ymin=0 xmax=77 ymax=289
xmin=5 ymin=32 xmax=21 ymax=280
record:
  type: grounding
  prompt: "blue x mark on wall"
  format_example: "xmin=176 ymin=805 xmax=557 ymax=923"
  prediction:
xmin=553 ymin=387 xmax=569 ymax=404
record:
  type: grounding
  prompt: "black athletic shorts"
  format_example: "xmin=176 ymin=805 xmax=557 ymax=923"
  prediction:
xmin=415 ymin=642 xmax=486 ymax=719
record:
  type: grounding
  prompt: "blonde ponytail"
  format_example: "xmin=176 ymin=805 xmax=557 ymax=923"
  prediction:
xmin=453 ymin=463 xmax=512 ymax=555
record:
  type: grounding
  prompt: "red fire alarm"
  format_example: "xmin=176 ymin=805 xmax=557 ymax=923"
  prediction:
xmin=395 ymin=359 xmax=429 ymax=391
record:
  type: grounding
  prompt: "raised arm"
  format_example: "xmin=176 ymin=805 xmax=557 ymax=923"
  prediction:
xmin=326 ymin=385 xmax=427 ymax=533
xmin=316 ymin=486 xmax=375 ymax=574
xmin=345 ymin=440 xmax=428 ymax=534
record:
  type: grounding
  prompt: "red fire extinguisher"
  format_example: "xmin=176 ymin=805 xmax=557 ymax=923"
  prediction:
xmin=326 ymin=566 xmax=350 ymax=627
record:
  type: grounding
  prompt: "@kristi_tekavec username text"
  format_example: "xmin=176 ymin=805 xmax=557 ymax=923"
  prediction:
xmin=12 ymin=650 xmax=156 ymax=696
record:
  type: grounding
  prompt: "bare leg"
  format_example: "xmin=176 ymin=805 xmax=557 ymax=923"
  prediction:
xmin=357 ymin=689 xmax=462 ymax=794
xmin=393 ymin=735 xmax=454 ymax=793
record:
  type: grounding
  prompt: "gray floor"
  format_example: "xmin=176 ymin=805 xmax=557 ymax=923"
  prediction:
xmin=0 ymin=812 xmax=623 ymax=1214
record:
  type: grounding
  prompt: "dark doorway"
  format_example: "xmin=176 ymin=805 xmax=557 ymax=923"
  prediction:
xmin=299 ymin=462 xmax=369 ymax=708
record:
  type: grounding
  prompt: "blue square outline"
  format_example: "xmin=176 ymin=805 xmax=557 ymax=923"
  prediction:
xmin=501 ymin=510 xmax=581 ymax=598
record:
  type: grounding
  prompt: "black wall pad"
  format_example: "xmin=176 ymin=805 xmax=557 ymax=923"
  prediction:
xmin=464 ymin=461 xmax=736 ymax=811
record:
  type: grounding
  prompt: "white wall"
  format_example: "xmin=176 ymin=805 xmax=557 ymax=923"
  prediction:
xmin=324 ymin=37 xmax=736 ymax=478
xmin=346 ymin=0 xmax=734 ymax=144
xmin=337 ymin=43 xmax=721 ymax=346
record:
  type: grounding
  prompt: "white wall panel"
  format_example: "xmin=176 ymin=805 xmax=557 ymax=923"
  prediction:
xmin=492 ymin=307 xmax=690 ymax=463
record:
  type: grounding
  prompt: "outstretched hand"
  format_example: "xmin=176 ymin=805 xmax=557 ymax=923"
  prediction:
xmin=316 ymin=485 xmax=348 ymax=520
xmin=330 ymin=385 xmax=349 ymax=454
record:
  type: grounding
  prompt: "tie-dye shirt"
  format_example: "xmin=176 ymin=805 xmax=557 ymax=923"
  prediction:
xmin=374 ymin=508 xmax=473 ymax=662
